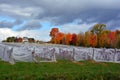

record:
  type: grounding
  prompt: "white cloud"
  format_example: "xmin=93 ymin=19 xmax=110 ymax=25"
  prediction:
xmin=0 ymin=28 xmax=50 ymax=41
xmin=0 ymin=28 xmax=17 ymax=41
xmin=60 ymin=23 xmax=95 ymax=34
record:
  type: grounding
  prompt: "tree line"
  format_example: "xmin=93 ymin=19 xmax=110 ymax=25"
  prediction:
xmin=2 ymin=37 xmax=35 ymax=43
xmin=49 ymin=24 xmax=120 ymax=48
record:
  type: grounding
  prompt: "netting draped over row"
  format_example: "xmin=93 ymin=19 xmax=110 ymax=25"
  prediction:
xmin=0 ymin=44 xmax=13 ymax=62
xmin=0 ymin=43 xmax=120 ymax=64
xmin=0 ymin=44 xmax=57 ymax=64
xmin=56 ymin=47 xmax=120 ymax=63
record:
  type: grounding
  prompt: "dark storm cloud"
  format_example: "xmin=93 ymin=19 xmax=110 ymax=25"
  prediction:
xmin=0 ymin=0 xmax=120 ymax=30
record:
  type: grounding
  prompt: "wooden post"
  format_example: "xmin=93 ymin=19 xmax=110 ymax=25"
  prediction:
xmin=114 ymin=48 xmax=117 ymax=62
xmin=92 ymin=48 xmax=95 ymax=60
xmin=9 ymin=47 xmax=15 ymax=65
xmin=73 ymin=48 xmax=75 ymax=61
xmin=53 ymin=48 xmax=56 ymax=62
xmin=3 ymin=46 xmax=6 ymax=61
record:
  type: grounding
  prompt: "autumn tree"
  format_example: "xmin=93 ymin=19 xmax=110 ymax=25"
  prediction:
xmin=49 ymin=28 xmax=59 ymax=43
xmin=54 ymin=32 xmax=65 ymax=44
xmin=70 ymin=33 xmax=78 ymax=45
xmin=91 ymin=24 xmax=106 ymax=47
xmin=108 ymin=31 xmax=116 ymax=48
xmin=90 ymin=34 xmax=97 ymax=47
xmin=49 ymin=25 xmax=120 ymax=48
xmin=99 ymin=30 xmax=110 ymax=47
xmin=115 ymin=30 xmax=120 ymax=48
xmin=65 ymin=33 xmax=72 ymax=45
xmin=28 ymin=38 xmax=35 ymax=43
xmin=77 ymin=33 xmax=84 ymax=46
xmin=18 ymin=37 xmax=23 ymax=42
xmin=84 ymin=31 xmax=91 ymax=47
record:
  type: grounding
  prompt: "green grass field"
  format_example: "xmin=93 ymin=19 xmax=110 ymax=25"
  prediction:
xmin=0 ymin=60 xmax=120 ymax=80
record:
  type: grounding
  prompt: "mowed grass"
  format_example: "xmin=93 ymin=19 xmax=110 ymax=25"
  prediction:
xmin=0 ymin=60 xmax=120 ymax=80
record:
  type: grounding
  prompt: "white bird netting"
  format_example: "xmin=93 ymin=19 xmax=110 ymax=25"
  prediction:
xmin=0 ymin=43 xmax=120 ymax=64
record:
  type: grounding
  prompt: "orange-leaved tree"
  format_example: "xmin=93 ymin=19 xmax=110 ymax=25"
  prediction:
xmin=108 ymin=31 xmax=116 ymax=47
xmin=65 ymin=33 xmax=72 ymax=45
xmin=54 ymin=32 xmax=65 ymax=44
xmin=49 ymin=28 xmax=59 ymax=43
xmin=90 ymin=34 xmax=97 ymax=47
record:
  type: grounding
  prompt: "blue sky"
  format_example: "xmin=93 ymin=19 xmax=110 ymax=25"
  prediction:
xmin=0 ymin=0 xmax=120 ymax=41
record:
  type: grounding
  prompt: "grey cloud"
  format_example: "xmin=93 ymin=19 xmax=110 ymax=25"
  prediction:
xmin=14 ymin=19 xmax=23 ymax=24
xmin=0 ymin=19 xmax=23 ymax=28
xmin=107 ymin=20 xmax=120 ymax=30
xmin=42 ymin=9 xmax=120 ymax=28
xmin=0 ymin=0 xmax=36 ymax=7
xmin=16 ymin=20 xmax=41 ymax=31
xmin=0 ymin=21 xmax=14 ymax=28
xmin=60 ymin=9 xmax=120 ymax=29
xmin=0 ymin=0 xmax=120 ymax=19
xmin=78 ymin=9 xmax=120 ymax=23
xmin=0 ymin=0 xmax=120 ymax=30
xmin=79 ymin=9 xmax=120 ymax=30
xmin=0 ymin=3 xmax=44 ymax=19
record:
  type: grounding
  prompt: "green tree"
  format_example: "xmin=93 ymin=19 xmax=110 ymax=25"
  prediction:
xmin=7 ymin=37 xmax=15 ymax=42
xmin=91 ymin=24 xmax=106 ymax=47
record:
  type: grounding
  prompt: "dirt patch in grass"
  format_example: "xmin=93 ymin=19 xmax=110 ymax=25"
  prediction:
xmin=87 ymin=60 xmax=108 ymax=67
xmin=72 ymin=61 xmax=85 ymax=65
xmin=96 ymin=62 xmax=107 ymax=66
